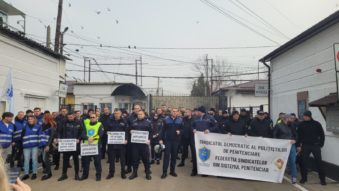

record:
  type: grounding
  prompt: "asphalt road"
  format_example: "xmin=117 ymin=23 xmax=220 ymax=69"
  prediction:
xmin=21 ymin=158 xmax=305 ymax=191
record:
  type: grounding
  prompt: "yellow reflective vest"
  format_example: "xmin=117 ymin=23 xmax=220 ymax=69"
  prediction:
xmin=84 ymin=121 xmax=101 ymax=144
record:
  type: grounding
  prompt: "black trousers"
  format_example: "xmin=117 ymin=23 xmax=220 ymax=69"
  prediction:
xmin=108 ymin=147 xmax=126 ymax=174
xmin=191 ymin=137 xmax=197 ymax=173
xmin=43 ymin=150 xmax=52 ymax=175
xmin=131 ymin=144 xmax=150 ymax=173
xmin=53 ymin=151 xmax=60 ymax=167
xmin=163 ymin=141 xmax=179 ymax=173
xmin=10 ymin=143 xmax=23 ymax=167
xmin=126 ymin=143 xmax=133 ymax=169
xmin=181 ymin=138 xmax=194 ymax=164
xmin=300 ymin=145 xmax=326 ymax=181
xmin=101 ymin=134 xmax=108 ymax=159
xmin=82 ymin=154 xmax=102 ymax=178
xmin=62 ymin=151 xmax=79 ymax=175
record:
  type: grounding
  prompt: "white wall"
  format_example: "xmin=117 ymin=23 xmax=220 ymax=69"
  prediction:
xmin=270 ymin=22 xmax=339 ymax=165
xmin=226 ymin=91 xmax=268 ymax=111
xmin=0 ymin=33 xmax=65 ymax=113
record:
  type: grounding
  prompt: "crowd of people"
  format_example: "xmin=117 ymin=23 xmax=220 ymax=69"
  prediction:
xmin=0 ymin=104 xmax=327 ymax=186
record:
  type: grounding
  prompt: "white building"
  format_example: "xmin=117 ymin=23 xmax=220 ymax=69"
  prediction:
xmin=260 ymin=11 xmax=339 ymax=180
xmin=213 ymin=80 xmax=268 ymax=115
xmin=0 ymin=1 xmax=66 ymax=113
xmin=72 ymin=82 xmax=147 ymax=112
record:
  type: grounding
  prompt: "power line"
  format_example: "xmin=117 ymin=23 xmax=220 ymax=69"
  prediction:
xmin=200 ymin=0 xmax=280 ymax=45
xmin=66 ymin=68 xmax=267 ymax=79
xmin=230 ymin=0 xmax=290 ymax=39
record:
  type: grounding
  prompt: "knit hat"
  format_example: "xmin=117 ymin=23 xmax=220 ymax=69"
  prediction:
xmin=197 ymin=106 xmax=206 ymax=113
xmin=303 ymin=111 xmax=312 ymax=117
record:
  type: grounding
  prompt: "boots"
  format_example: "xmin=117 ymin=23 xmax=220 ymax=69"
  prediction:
xmin=129 ymin=171 xmax=138 ymax=180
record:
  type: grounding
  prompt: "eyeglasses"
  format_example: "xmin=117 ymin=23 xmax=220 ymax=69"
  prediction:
xmin=90 ymin=117 xmax=96 ymax=119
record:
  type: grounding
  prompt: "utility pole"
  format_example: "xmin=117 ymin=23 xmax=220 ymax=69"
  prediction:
xmin=135 ymin=59 xmax=138 ymax=85
xmin=156 ymin=77 xmax=160 ymax=96
xmin=140 ymin=56 xmax=143 ymax=86
xmin=83 ymin=57 xmax=86 ymax=82
xmin=210 ymin=59 xmax=214 ymax=94
xmin=54 ymin=0 xmax=63 ymax=53
xmin=205 ymin=54 xmax=213 ymax=96
xmin=46 ymin=25 xmax=51 ymax=48
xmin=88 ymin=59 xmax=91 ymax=82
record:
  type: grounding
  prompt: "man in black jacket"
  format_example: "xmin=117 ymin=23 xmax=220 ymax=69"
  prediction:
xmin=99 ymin=107 xmax=112 ymax=160
xmin=248 ymin=110 xmax=272 ymax=138
xmin=106 ymin=109 xmax=128 ymax=179
xmin=297 ymin=111 xmax=326 ymax=185
xmin=178 ymin=109 xmax=194 ymax=167
xmin=221 ymin=111 xmax=247 ymax=135
xmin=57 ymin=113 xmax=82 ymax=181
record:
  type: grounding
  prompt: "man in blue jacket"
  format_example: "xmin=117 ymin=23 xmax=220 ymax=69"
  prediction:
xmin=0 ymin=112 xmax=14 ymax=160
xmin=159 ymin=108 xmax=183 ymax=179
xmin=11 ymin=111 xmax=25 ymax=168
xmin=191 ymin=106 xmax=217 ymax=176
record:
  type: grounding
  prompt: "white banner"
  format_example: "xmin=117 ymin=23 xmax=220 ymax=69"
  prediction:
xmin=80 ymin=143 xmax=99 ymax=156
xmin=58 ymin=139 xmax=77 ymax=152
xmin=131 ymin=130 xmax=149 ymax=144
xmin=194 ymin=132 xmax=291 ymax=183
xmin=107 ymin=132 xmax=126 ymax=144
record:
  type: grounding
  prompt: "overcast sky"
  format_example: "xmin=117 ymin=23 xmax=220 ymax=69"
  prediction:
xmin=5 ymin=0 xmax=339 ymax=94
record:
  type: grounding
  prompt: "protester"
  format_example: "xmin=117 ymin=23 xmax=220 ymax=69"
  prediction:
xmin=297 ymin=111 xmax=326 ymax=185
xmin=159 ymin=108 xmax=183 ymax=179
xmin=273 ymin=114 xmax=297 ymax=184
xmin=80 ymin=113 xmax=103 ymax=181
xmin=106 ymin=109 xmax=128 ymax=179
xmin=248 ymin=110 xmax=272 ymax=138
xmin=178 ymin=109 xmax=194 ymax=167
xmin=40 ymin=113 xmax=57 ymax=180
xmin=0 ymin=112 xmax=14 ymax=160
xmin=21 ymin=116 xmax=41 ymax=180
xmin=191 ymin=106 xmax=217 ymax=176
xmin=150 ymin=113 xmax=163 ymax=165
xmin=99 ymin=107 xmax=112 ymax=160
xmin=128 ymin=110 xmax=152 ymax=180
xmin=221 ymin=111 xmax=247 ymax=135
xmin=11 ymin=111 xmax=25 ymax=168
xmin=56 ymin=113 xmax=81 ymax=181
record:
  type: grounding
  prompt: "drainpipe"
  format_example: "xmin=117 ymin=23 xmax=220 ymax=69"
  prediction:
xmin=262 ymin=60 xmax=271 ymax=115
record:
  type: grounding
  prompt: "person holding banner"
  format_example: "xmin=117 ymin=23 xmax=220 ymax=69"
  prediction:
xmin=248 ymin=110 xmax=272 ymax=138
xmin=191 ymin=106 xmax=218 ymax=176
xmin=106 ymin=109 xmax=128 ymax=179
xmin=40 ymin=114 xmax=57 ymax=181
xmin=159 ymin=108 xmax=183 ymax=179
xmin=80 ymin=113 xmax=103 ymax=181
xmin=273 ymin=114 xmax=297 ymax=184
xmin=221 ymin=110 xmax=248 ymax=136
xmin=57 ymin=113 xmax=82 ymax=181
xmin=128 ymin=110 xmax=153 ymax=180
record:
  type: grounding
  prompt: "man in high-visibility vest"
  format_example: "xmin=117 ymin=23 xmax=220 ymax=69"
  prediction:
xmin=80 ymin=113 xmax=104 ymax=181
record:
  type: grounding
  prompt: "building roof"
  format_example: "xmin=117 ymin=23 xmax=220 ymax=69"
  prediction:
xmin=212 ymin=80 xmax=267 ymax=96
xmin=74 ymin=82 xmax=129 ymax=86
xmin=220 ymin=80 xmax=268 ymax=91
xmin=0 ymin=0 xmax=25 ymax=16
xmin=309 ymin=93 xmax=337 ymax=107
xmin=260 ymin=10 xmax=339 ymax=62
xmin=0 ymin=26 xmax=68 ymax=60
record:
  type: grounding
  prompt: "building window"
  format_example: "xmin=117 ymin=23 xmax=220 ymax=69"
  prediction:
xmin=118 ymin=103 xmax=130 ymax=111
xmin=326 ymin=105 xmax=339 ymax=134
xmin=297 ymin=91 xmax=309 ymax=119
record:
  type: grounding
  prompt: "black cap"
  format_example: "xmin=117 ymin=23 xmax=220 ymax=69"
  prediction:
xmin=197 ymin=106 xmax=206 ymax=113
xmin=303 ymin=110 xmax=312 ymax=117
xmin=231 ymin=110 xmax=239 ymax=116
xmin=222 ymin=110 xmax=228 ymax=114
xmin=2 ymin=112 xmax=14 ymax=119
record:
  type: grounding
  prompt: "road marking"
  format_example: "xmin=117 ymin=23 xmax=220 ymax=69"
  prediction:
xmin=283 ymin=176 xmax=309 ymax=191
